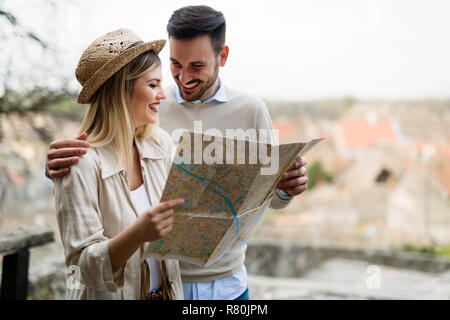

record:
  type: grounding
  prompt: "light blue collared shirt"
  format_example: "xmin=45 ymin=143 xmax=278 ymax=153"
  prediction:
xmin=173 ymin=78 xmax=227 ymax=104
xmin=183 ymin=265 xmax=248 ymax=300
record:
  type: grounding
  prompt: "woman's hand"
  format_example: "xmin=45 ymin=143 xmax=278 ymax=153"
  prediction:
xmin=108 ymin=198 xmax=184 ymax=273
xmin=134 ymin=198 xmax=185 ymax=243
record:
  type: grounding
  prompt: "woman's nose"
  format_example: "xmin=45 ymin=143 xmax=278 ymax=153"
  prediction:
xmin=158 ymin=87 xmax=167 ymax=100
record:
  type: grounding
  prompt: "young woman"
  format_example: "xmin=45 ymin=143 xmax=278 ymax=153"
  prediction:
xmin=54 ymin=29 xmax=184 ymax=300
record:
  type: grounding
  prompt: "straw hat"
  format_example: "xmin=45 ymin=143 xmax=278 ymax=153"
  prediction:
xmin=75 ymin=28 xmax=165 ymax=104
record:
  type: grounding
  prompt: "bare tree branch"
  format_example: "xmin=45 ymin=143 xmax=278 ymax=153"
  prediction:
xmin=0 ymin=8 xmax=17 ymax=25
xmin=0 ymin=6 xmax=51 ymax=50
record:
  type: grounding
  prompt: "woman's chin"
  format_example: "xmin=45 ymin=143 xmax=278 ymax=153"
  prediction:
xmin=134 ymin=117 xmax=158 ymax=129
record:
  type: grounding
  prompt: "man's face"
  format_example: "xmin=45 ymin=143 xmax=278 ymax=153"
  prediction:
xmin=169 ymin=34 xmax=228 ymax=101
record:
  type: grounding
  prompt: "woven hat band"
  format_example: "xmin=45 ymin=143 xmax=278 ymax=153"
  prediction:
xmin=127 ymin=41 xmax=144 ymax=49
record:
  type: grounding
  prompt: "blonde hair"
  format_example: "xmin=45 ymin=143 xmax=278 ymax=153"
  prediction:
xmin=78 ymin=51 xmax=161 ymax=176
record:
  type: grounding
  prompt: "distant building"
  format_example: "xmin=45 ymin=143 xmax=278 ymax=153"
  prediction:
xmin=416 ymin=140 xmax=450 ymax=195
xmin=336 ymin=112 xmax=402 ymax=158
xmin=386 ymin=139 xmax=450 ymax=245
xmin=272 ymin=119 xmax=296 ymax=142
xmin=386 ymin=163 xmax=450 ymax=245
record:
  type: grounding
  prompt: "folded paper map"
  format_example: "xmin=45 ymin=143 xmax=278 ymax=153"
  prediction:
xmin=143 ymin=131 xmax=323 ymax=267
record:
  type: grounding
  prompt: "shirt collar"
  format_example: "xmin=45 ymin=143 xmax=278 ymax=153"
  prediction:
xmin=97 ymin=135 xmax=167 ymax=179
xmin=173 ymin=78 xmax=228 ymax=104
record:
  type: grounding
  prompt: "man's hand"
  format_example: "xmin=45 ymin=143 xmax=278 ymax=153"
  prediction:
xmin=46 ymin=132 xmax=91 ymax=179
xmin=276 ymin=156 xmax=308 ymax=197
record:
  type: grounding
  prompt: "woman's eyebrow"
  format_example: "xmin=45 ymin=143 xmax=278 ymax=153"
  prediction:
xmin=146 ymin=78 xmax=161 ymax=83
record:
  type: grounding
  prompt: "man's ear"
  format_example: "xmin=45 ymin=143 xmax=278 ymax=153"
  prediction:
xmin=218 ymin=45 xmax=229 ymax=67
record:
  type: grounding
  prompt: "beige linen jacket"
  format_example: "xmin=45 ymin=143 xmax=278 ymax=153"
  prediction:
xmin=54 ymin=127 xmax=183 ymax=300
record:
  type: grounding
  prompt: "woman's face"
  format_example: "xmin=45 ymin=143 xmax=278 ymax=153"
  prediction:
xmin=130 ymin=65 xmax=166 ymax=129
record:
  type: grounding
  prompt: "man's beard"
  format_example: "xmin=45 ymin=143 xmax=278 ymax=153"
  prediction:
xmin=177 ymin=61 xmax=219 ymax=102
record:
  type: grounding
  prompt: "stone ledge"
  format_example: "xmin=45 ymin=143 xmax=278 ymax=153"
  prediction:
xmin=5 ymin=238 xmax=450 ymax=299
xmin=0 ymin=226 xmax=54 ymax=256
xmin=246 ymin=240 xmax=450 ymax=277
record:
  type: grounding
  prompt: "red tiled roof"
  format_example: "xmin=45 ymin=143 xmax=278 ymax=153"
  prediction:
xmin=338 ymin=118 xmax=396 ymax=148
xmin=272 ymin=120 xmax=295 ymax=139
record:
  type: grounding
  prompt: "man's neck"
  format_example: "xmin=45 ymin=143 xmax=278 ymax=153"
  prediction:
xmin=173 ymin=77 xmax=226 ymax=104
xmin=197 ymin=78 xmax=220 ymax=102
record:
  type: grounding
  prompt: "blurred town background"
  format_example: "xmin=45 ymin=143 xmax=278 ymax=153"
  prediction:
xmin=1 ymin=0 xmax=449 ymax=299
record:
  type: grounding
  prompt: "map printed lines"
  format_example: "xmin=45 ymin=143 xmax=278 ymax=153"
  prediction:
xmin=173 ymin=162 xmax=248 ymax=242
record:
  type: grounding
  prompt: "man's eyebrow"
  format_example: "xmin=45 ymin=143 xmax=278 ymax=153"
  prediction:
xmin=170 ymin=58 xmax=205 ymax=66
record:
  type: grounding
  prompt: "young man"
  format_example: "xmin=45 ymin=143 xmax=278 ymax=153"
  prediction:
xmin=46 ymin=6 xmax=308 ymax=300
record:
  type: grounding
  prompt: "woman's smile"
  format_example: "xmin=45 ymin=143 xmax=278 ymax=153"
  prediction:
xmin=149 ymin=103 xmax=159 ymax=113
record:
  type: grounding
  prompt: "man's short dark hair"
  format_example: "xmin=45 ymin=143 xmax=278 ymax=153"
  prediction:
xmin=167 ymin=5 xmax=226 ymax=55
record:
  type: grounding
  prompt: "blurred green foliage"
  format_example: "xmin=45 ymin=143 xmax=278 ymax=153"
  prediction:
xmin=0 ymin=88 xmax=84 ymax=142
xmin=307 ymin=160 xmax=334 ymax=190
xmin=402 ymin=244 xmax=450 ymax=257
xmin=0 ymin=87 xmax=82 ymax=119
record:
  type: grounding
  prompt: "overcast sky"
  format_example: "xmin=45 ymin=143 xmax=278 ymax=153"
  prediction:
xmin=4 ymin=0 xmax=450 ymax=100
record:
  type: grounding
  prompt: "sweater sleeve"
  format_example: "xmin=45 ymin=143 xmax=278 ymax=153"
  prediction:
xmin=54 ymin=152 xmax=125 ymax=292
xmin=255 ymin=101 xmax=293 ymax=210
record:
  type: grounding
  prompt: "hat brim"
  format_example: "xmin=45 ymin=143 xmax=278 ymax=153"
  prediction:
xmin=77 ymin=39 xmax=166 ymax=104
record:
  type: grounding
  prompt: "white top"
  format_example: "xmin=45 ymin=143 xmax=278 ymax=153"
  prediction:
xmin=54 ymin=128 xmax=183 ymax=300
xmin=130 ymin=184 xmax=162 ymax=292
